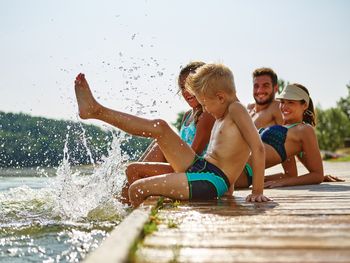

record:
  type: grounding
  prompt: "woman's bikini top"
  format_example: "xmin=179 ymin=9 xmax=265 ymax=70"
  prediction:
xmin=259 ymin=123 xmax=300 ymax=162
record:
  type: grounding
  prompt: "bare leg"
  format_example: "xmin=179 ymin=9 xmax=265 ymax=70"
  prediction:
xmin=128 ymin=173 xmax=189 ymax=207
xmin=74 ymin=73 xmax=195 ymax=171
xmin=140 ymin=143 xmax=167 ymax=162
xmin=120 ymin=162 xmax=174 ymax=203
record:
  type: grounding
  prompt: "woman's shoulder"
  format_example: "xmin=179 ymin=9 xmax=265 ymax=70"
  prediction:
xmin=294 ymin=123 xmax=316 ymax=137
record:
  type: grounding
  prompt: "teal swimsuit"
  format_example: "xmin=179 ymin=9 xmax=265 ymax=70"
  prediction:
xmin=182 ymin=112 xmax=224 ymax=199
xmin=186 ymin=156 xmax=230 ymax=199
xmin=245 ymin=123 xmax=301 ymax=186
xmin=179 ymin=113 xmax=207 ymax=156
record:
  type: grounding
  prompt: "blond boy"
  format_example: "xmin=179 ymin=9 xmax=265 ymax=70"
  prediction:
xmin=74 ymin=63 xmax=270 ymax=207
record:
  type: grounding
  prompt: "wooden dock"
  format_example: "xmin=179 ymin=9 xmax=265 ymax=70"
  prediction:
xmin=133 ymin=161 xmax=350 ymax=263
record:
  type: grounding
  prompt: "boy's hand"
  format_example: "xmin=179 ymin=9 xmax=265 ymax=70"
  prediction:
xmin=246 ymin=194 xmax=271 ymax=202
xmin=323 ymin=174 xmax=345 ymax=182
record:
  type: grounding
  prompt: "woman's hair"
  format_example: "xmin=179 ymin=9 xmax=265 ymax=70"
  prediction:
xmin=178 ymin=61 xmax=206 ymax=124
xmin=178 ymin=61 xmax=206 ymax=88
xmin=293 ymin=83 xmax=316 ymax=126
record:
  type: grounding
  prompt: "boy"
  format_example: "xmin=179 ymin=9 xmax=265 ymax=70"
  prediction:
xmin=74 ymin=63 xmax=270 ymax=207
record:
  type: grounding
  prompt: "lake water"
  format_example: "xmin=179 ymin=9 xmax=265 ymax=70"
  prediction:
xmin=0 ymin=136 xmax=130 ymax=262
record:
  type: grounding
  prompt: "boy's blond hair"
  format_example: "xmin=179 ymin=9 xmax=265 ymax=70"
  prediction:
xmin=186 ymin=63 xmax=236 ymax=97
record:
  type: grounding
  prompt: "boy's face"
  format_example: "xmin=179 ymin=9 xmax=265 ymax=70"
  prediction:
xmin=196 ymin=93 xmax=224 ymax=119
xmin=253 ymin=75 xmax=277 ymax=105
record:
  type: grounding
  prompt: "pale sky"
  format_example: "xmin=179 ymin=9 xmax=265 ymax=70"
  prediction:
xmin=1 ymin=0 xmax=349 ymax=126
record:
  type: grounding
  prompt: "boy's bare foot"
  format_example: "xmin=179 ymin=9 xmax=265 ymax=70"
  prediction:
xmin=74 ymin=73 xmax=101 ymax=119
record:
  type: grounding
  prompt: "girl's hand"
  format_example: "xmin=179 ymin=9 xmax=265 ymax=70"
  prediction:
xmin=264 ymin=180 xmax=285 ymax=188
xmin=246 ymin=194 xmax=272 ymax=202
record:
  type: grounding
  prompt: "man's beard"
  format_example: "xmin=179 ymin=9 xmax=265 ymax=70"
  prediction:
xmin=254 ymin=93 xmax=275 ymax=106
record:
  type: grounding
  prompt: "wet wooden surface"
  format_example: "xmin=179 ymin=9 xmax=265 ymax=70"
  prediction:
xmin=134 ymin=161 xmax=350 ymax=263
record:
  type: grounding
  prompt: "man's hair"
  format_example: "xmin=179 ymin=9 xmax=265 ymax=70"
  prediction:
xmin=252 ymin=67 xmax=278 ymax=86
xmin=186 ymin=63 xmax=235 ymax=97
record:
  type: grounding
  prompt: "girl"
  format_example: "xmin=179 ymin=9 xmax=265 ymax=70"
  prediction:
xmin=121 ymin=62 xmax=215 ymax=203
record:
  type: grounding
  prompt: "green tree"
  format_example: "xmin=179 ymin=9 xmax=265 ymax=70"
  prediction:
xmin=277 ymin=79 xmax=289 ymax=94
xmin=0 ymin=112 xmax=151 ymax=168
xmin=337 ymin=83 xmax=350 ymax=119
xmin=316 ymin=107 xmax=350 ymax=151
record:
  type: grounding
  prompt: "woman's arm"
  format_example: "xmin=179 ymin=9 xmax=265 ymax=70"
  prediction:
xmin=265 ymin=126 xmax=324 ymax=188
xmin=264 ymin=156 xmax=298 ymax=182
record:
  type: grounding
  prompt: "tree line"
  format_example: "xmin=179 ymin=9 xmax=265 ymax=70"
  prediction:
xmin=0 ymin=83 xmax=349 ymax=168
xmin=0 ymin=112 xmax=151 ymax=168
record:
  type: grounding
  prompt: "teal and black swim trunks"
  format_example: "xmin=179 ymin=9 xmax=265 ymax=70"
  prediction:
xmin=244 ymin=163 xmax=253 ymax=187
xmin=186 ymin=157 xmax=230 ymax=200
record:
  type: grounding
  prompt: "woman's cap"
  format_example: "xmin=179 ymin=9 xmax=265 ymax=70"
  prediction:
xmin=276 ymin=84 xmax=309 ymax=106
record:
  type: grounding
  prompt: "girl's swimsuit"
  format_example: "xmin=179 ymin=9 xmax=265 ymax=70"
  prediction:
xmin=179 ymin=113 xmax=197 ymax=147
xmin=245 ymin=123 xmax=301 ymax=186
xmin=186 ymin=156 xmax=230 ymax=200
xmin=179 ymin=112 xmax=207 ymax=156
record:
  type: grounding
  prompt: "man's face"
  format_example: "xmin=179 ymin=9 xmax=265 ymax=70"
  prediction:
xmin=253 ymin=75 xmax=277 ymax=105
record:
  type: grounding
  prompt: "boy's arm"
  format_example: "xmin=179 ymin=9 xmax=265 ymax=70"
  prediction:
xmin=229 ymin=103 xmax=270 ymax=202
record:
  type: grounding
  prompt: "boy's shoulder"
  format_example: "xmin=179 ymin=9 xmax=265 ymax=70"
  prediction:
xmin=228 ymin=100 xmax=248 ymax=114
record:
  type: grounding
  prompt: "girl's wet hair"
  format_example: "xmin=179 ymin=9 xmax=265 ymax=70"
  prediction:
xmin=293 ymin=83 xmax=316 ymax=126
xmin=178 ymin=61 xmax=206 ymax=124
xmin=178 ymin=61 xmax=206 ymax=88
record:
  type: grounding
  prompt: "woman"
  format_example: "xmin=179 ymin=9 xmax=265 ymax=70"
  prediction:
xmin=121 ymin=61 xmax=215 ymax=203
xmin=236 ymin=83 xmax=325 ymax=189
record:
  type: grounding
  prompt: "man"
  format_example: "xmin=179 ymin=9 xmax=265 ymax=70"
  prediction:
xmin=247 ymin=67 xmax=283 ymax=128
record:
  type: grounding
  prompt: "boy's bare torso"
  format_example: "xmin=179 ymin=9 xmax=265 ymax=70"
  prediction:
xmin=205 ymin=113 xmax=250 ymax=185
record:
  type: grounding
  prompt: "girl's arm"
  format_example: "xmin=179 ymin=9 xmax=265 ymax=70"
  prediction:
xmin=265 ymin=126 xmax=324 ymax=188
xmin=190 ymin=112 xmax=215 ymax=155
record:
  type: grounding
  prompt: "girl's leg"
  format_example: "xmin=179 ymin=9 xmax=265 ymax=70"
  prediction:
xmin=128 ymin=172 xmax=189 ymax=207
xmin=75 ymin=74 xmax=195 ymax=172
xmin=140 ymin=143 xmax=167 ymax=162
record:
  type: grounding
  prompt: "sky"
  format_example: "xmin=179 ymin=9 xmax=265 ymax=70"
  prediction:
xmin=1 ymin=0 xmax=349 ymax=127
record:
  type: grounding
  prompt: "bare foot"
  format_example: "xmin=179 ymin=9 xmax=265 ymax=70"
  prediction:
xmin=74 ymin=73 xmax=101 ymax=119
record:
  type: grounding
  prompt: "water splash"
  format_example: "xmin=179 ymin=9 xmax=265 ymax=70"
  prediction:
xmin=0 ymin=130 xmax=131 ymax=262
xmin=51 ymin=131 xmax=129 ymax=221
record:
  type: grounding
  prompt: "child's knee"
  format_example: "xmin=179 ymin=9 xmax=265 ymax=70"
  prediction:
xmin=128 ymin=180 xmax=147 ymax=200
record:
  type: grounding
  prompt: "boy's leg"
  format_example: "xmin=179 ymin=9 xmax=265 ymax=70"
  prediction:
xmin=120 ymin=162 xmax=174 ymax=203
xmin=126 ymin=162 xmax=174 ymax=183
xmin=128 ymin=172 xmax=189 ymax=207
xmin=74 ymin=74 xmax=195 ymax=172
